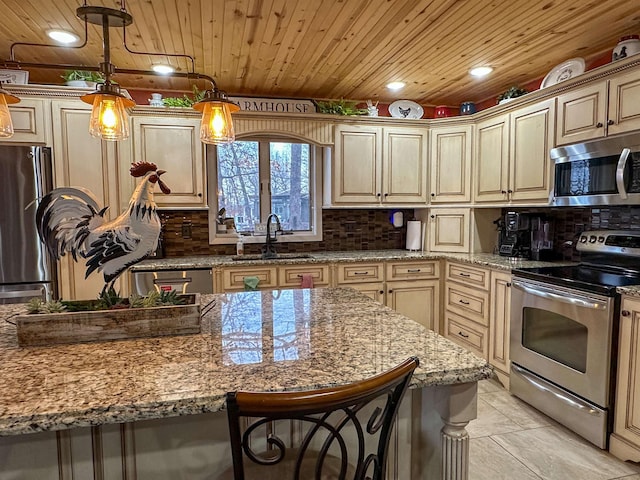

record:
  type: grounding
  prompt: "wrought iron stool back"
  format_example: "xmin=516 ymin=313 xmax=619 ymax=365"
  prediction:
xmin=225 ymin=356 xmax=418 ymax=480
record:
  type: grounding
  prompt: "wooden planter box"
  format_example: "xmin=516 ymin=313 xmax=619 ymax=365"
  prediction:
xmin=15 ymin=294 xmax=201 ymax=346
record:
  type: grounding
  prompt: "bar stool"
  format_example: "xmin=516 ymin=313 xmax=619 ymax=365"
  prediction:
xmin=222 ymin=356 xmax=418 ymax=480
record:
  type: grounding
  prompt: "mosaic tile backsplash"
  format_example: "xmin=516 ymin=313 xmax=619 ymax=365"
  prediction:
xmin=505 ymin=205 xmax=640 ymax=261
xmin=159 ymin=209 xmax=415 ymax=257
xmin=158 ymin=206 xmax=640 ymax=260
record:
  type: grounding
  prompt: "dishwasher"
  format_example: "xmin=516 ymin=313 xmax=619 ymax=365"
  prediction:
xmin=132 ymin=269 xmax=214 ymax=295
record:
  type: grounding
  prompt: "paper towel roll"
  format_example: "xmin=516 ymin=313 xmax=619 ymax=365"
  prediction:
xmin=406 ymin=221 xmax=423 ymax=250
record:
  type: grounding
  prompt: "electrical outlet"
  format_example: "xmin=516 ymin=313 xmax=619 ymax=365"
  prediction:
xmin=181 ymin=222 xmax=192 ymax=238
xmin=344 ymin=221 xmax=356 ymax=232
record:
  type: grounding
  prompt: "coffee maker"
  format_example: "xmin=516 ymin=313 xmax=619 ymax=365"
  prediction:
xmin=530 ymin=216 xmax=554 ymax=261
xmin=497 ymin=212 xmax=532 ymax=258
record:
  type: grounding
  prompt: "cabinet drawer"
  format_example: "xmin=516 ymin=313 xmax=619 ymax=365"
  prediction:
xmin=446 ymin=262 xmax=490 ymax=290
xmin=278 ymin=265 xmax=330 ymax=287
xmin=222 ymin=267 xmax=278 ymax=291
xmin=386 ymin=260 xmax=439 ymax=281
xmin=445 ymin=283 xmax=489 ymax=326
xmin=337 ymin=263 xmax=384 ymax=284
xmin=445 ymin=311 xmax=488 ymax=360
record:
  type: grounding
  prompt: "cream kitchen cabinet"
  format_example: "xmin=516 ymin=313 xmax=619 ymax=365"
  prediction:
xmin=489 ymin=270 xmax=512 ymax=388
xmin=335 ymin=260 xmax=439 ymax=331
xmin=218 ymin=263 xmax=331 ymax=292
xmin=385 ymin=260 xmax=440 ymax=332
xmin=7 ymin=97 xmax=48 ymax=144
xmin=427 ymin=208 xmax=470 ymax=253
xmin=332 ymin=124 xmax=428 ymax=205
xmin=474 ymin=114 xmax=509 ymax=203
xmin=443 ymin=261 xmax=490 ymax=360
xmin=556 ymin=69 xmax=640 ymax=145
xmin=335 ymin=262 xmax=385 ymax=301
xmin=130 ymin=116 xmax=207 ymax=208
xmin=429 ymin=124 xmax=472 ymax=203
xmin=50 ymin=100 xmax=132 ymax=300
xmin=610 ymin=296 xmax=640 ymax=462
xmin=474 ymin=99 xmax=554 ymax=204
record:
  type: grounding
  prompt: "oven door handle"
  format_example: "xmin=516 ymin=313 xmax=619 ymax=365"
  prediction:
xmin=616 ymin=147 xmax=630 ymax=199
xmin=512 ymin=365 xmax=602 ymax=416
xmin=511 ymin=279 xmax=607 ymax=310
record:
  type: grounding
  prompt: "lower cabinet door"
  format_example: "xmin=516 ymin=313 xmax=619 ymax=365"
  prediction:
xmin=386 ymin=280 xmax=440 ymax=332
xmin=345 ymin=283 xmax=385 ymax=303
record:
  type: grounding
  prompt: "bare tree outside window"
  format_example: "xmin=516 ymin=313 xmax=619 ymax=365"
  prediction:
xmin=217 ymin=140 xmax=311 ymax=233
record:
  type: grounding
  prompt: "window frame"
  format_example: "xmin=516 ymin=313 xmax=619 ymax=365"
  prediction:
xmin=208 ymin=135 xmax=323 ymax=245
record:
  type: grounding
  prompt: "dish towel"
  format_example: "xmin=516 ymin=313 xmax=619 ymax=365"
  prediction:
xmin=300 ymin=274 xmax=314 ymax=288
xmin=243 ymin=276 xmax=260 ymax=291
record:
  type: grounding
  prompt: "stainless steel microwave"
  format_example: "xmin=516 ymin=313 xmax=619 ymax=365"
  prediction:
xmin=550 ymin=133 xmax=640 ymax=206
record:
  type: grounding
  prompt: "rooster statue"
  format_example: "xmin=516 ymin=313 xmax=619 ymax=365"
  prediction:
xmin=36 ymin=162 xmax=170 ymax=294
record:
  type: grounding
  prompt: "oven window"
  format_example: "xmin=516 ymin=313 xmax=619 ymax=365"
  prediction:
xmin=522 ymin=307 xmax=587 ymax=373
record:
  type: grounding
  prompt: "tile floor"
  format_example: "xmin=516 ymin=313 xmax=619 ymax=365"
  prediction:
xmin=468 ymin=379 xmax=640 ymax=480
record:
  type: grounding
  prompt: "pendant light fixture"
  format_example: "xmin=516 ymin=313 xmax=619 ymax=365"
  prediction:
xmin=0 ymin=85 xmax=20 ymax=138
xmin=193 ymin=87 xmax=240 ymax=144
xmin=3 ymin=1 xmax=238 ymax=144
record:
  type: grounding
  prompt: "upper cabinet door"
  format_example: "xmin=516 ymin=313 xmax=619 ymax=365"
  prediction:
xmin=383 ymin=127 xmax=428 ymax=203
xmin=131 ymin=116 xmax=206 ymax=208
xmin=509 ymin=99 xmax=555 ymax=203
xmin=429 ymin=125 xmax=472 ymax=203
xmin=333 ymin=124 xmax=383 ymax=204
xmin=474 ymin=114 xmax=509 ymax=203
xmin=608 ymin=70 xmax=640 ymax=136
xmin=7 ymin=98 xmax=48 ymax=144
xmin=556 ymin=82 xmax=607 ymax=145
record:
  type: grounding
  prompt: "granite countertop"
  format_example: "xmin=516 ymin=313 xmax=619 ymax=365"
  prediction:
xmin=132 ymin=250 xmax=568 ymax=272
xmin=618 ymin=286 xmax=640 ymax=297
xmin=0 ymin=288 xmax=491 ymax=437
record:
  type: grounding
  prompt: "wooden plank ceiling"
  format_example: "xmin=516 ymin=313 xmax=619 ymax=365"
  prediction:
xmin=1 ymin=0 xmax=638 ymax=106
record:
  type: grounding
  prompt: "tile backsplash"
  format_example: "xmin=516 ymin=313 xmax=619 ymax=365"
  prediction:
xmin=505 ymin=205 xmax=640 ymax=261
xmin=159 ymin=209 xmax=415 ymax=257
xmin=159 ymin=206 xmax=640 ymax=260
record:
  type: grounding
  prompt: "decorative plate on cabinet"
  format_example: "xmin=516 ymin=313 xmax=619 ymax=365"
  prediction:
xmin=389 ymin=100 xmax=424 ymax=119
xmin=540 ymin=58 xmax=586 ymax=89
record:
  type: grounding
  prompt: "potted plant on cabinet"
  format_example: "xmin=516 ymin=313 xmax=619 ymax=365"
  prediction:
xmin=497 ymin=86 xmax=528 ymax=104
xmin=61 ymin=70 xmax=105 ymax=88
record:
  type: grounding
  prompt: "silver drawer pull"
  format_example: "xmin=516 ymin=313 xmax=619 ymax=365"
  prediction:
xmin=0 ymin=289 xmax=43 ymax=299
xmin=458 ymin=299 xmax=470 ymax=305
xmin=458 ymin=331 xmax=469 ymax=338
xmin=458 ymin=272 xmax=471 ymax=277
xmin=407 ymin=269 xmax=421 ymax=273
xmin=154 ymin=277 xmax=192 ymax=284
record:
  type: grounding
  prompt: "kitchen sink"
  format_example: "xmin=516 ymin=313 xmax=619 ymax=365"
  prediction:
xmin=231 ymin=253 xmax=312 ymax=261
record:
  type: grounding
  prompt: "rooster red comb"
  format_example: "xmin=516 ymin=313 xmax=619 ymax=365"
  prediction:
xmin=130 ymin=162 xmax=158 ymax=178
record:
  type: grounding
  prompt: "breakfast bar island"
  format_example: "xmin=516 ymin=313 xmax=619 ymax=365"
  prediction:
xmin=0 ymin=288 xmax=491 ymax=479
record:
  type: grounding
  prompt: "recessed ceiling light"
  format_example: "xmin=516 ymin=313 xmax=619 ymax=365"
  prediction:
xmin=386 ymin=81 xmax=405 ymax=91
xmin=152 ymin=64 xmax=175 ymax=74
xmin=47 ymin=30 xmax=80 ymax=45
xmin=469 ymin=66 xmax=493 ymax=78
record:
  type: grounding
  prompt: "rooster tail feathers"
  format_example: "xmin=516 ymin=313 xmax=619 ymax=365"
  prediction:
xmin=35 ymin=187 xmax=105 ymax=260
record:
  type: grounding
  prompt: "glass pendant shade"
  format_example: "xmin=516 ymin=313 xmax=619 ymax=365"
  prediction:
xmin=199 ymin=102 xmax=237 ymax=144
xmin=81 ymin=86 xmax=135 ymax=141
xmin=0 ymin=90 xmax=20 ymax=138
xmin=193 ymin=88 xmax=240 ymax=145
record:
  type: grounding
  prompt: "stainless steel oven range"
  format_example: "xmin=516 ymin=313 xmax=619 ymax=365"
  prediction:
xmin=510 ymin=230 xmax=640 ymax=449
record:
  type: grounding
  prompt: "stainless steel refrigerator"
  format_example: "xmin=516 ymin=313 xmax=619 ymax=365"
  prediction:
xmin=0 ymin=145 xmax=56 ymax=304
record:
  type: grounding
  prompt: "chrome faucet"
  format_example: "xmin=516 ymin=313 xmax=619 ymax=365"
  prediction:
xmin=262 ymin=213 xmax=281 ymax=259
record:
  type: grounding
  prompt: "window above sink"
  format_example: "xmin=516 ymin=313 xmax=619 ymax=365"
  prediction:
xmin=207 ymin=136 xmax=324 ymax=245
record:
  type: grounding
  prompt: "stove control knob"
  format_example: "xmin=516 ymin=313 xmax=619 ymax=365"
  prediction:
xmin=598 ymin=236 xmax=605 ymax=243
xmin=589 ymin=235 xmax=597 ymax=243
xmin=580 ymin=236 xmax=588 ymax=243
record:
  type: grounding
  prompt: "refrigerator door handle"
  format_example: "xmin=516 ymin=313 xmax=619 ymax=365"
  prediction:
xmin=0 ymin=289 xmax=44 ymax=299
